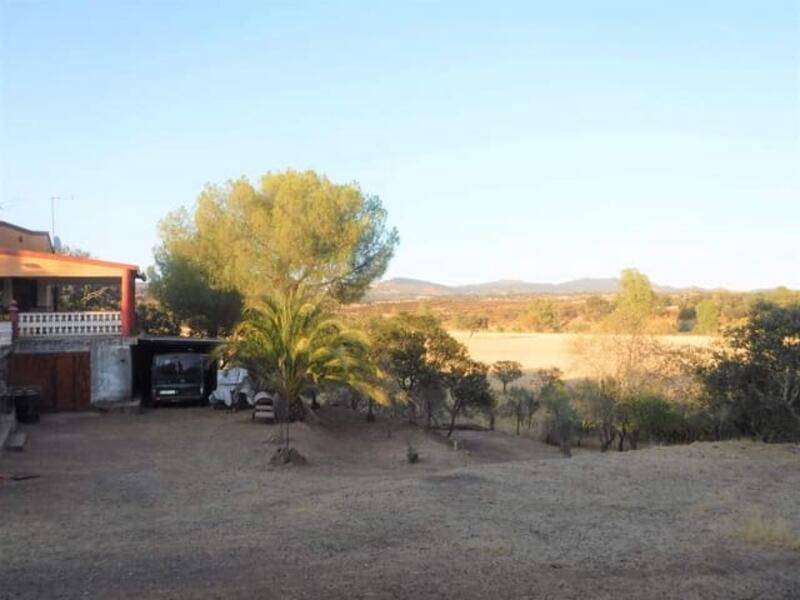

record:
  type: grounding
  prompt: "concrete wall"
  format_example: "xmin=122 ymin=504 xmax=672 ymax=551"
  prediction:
xmin=0 ymin=345 xmax=14 ymax=447
xmin=90 ymin=338 xmax=133 ymax=405
xmin=12 ymin=338 xmax=93 ymax=354
xmin=11 ymin=336 xmax=135 ymax=407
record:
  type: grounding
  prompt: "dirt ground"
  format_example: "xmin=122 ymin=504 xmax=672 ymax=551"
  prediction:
xmin=1 ymin=406 xmax=799 ymax=599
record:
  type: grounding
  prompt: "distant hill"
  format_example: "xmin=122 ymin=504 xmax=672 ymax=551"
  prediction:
xmin=365 ymin=277 xmax=691 ymax=300
xmin=366 ymin=278 xmax=454 ymax=299
xmin=456 ymin=278 xmax=623 ymax=296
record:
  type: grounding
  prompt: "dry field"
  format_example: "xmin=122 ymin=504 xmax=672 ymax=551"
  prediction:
xmin=451 ymin=331 xmax=713 ymax=381
xmin=2 ymin=406 xmax=799 ymax=599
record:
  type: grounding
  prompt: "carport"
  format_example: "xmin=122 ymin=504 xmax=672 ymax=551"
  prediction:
xmin=132 ymin=336 xmax=223 ymax=404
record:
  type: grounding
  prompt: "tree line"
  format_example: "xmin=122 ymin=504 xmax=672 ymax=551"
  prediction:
xmin=488 ymin=300 xmax=800 ymax=452
xmin=340 ymin=282 xmax=800 ymax=337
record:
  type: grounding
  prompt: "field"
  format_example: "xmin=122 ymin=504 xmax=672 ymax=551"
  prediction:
xmin=2 ymin=407 xmax=799 ymax=599
xmin=450 ymin=330 xmax=714 ymax=381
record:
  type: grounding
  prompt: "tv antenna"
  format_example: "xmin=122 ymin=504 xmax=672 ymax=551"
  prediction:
xmin=50 ymin=195 xmax=60 ymax=241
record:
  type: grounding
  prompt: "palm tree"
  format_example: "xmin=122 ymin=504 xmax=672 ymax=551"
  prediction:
xmin=223 ymin=287 xmax=386 ymax=454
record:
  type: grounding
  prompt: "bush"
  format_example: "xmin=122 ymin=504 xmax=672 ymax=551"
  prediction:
xmin=541 ymin=384 xmax=577 ymax=456
xmin=701 ymin=302 xmax=800 ymax=442
xmin=619 ymin=394 xmax=681 ymax=448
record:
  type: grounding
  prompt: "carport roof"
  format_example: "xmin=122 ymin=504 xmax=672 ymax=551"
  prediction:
xmin=135 ymin=336 xmax=224 ymax=351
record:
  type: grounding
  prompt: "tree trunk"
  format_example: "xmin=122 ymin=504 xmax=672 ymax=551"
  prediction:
xmin=366 ymin=398 xmax=375 ymax=422
xmin=425 ymin=396 xmax=432 ymax=430
xmin=600 ymin=426 xmax=616 ymax=452
xmin=560 ymin=433 xmax=572 ymax=457
xmin=447 ymin=401 xmax=461 ymax=437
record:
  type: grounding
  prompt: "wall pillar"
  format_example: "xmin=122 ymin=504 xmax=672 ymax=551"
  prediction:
xmin=9 ymin=300 xmax=18 ymax=339
xmin=2 ymin=278 xmax=12 ymax=310
xmin=36 ymin=280 xmax=53 ymax=310
xmin=120 ymin=270 xmax=135 ymax=336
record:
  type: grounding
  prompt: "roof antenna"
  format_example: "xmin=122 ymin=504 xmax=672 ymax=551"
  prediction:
xmin=50 ymin=195 xmax=59 ymax=241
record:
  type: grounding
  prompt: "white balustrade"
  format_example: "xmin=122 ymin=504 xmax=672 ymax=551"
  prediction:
xmin=17 ymin=311 xmax=122 ymax=338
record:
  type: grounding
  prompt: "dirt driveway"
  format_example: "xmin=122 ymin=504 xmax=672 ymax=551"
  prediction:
xmin=1 ymin=407 xmax=799 ymax=599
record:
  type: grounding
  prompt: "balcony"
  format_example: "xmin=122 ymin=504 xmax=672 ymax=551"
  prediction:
xmin=1 ymin=248 xmax=140 ymax=339
xmin=15 ymin=311 xmax=122 ymax=338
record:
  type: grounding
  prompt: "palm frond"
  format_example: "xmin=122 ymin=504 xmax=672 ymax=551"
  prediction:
xmin=222 ymin=286 xmax=386 ymax=405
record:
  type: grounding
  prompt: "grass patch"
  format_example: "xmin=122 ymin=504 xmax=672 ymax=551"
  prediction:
xmin=737 ymin=509 xmax=800 ymax=551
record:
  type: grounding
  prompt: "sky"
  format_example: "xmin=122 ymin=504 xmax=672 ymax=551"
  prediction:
xmin=1 ymin=1 xmax=798 ymax=290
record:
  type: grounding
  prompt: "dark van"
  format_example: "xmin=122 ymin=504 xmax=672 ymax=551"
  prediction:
xmin=151 ymin=353 xmax=210 ymax=404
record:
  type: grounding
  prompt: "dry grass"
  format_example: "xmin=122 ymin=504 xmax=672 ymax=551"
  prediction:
xmin=451 ymin=331 xmax=713 ymax=381
xmin=737 ymin=508 xmax=800 ymax=552
xmin=3 ymin=412 xmax=800 ymax=598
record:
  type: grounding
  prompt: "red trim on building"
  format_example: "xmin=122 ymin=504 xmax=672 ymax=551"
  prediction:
xmin=120 ymin=270 xmax=136 ymax=336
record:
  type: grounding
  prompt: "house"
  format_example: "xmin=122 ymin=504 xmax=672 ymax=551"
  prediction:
xmin=0 ymin=221 xmax=54 ymax=253
xmin=1 ymin=221 xmax=142 ymax=412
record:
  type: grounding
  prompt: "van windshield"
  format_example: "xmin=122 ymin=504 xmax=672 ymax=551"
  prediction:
xmin=153 ymin=355 xmax=204 ymax=383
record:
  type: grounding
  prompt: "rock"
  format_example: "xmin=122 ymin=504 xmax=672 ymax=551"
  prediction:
xmin=269 ymin=447 xmax=308 ymax=466
xmin=265 ymin=433 xmax=284 ymax=445
xmin=5 ymin=432 xmax=27 ymax=452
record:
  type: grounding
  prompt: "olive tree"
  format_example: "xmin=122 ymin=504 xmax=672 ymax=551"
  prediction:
xmin=490 ymin=360 xmax=523 ymax=394
xmin=505 ymin=385 xmax=539 ymax=435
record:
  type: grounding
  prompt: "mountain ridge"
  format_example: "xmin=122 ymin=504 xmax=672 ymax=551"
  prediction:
xmin=365 ymin=277 xmax=701 ymax=300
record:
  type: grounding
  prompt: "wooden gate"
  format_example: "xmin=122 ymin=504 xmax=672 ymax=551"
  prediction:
xmin=9 ymin=353 xmax=91 ymax=412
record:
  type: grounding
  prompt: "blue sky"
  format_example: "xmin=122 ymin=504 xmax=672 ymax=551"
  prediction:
xmin=1 ymin=1 xmax=798 ymax=290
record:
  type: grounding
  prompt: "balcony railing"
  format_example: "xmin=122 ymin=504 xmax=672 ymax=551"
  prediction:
xmin=16 ymin=311 xmax=122 ymax=338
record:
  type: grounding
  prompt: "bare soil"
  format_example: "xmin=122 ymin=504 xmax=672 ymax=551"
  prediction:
xmin=1 ymin=406 xmax=798 ymax=599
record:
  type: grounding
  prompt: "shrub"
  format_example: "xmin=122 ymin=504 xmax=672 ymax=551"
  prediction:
xmin=503 ymin=386 xmax=539 ymax=436
xmin=701 ymin=302 xmax=800 ymax=442
xmin=541 ymin=384 xmax=577 ymax=456
xmin=620 ymin=393 xmax=682 ymax=448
